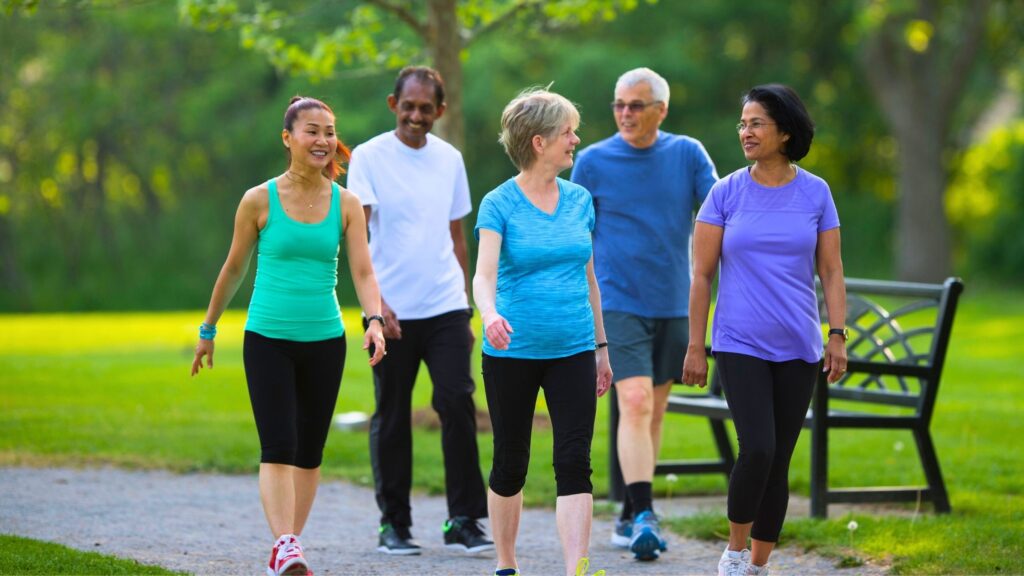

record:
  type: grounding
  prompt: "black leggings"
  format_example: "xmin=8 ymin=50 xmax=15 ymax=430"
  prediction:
xmin=716 ymin=351 xmax=817 ymax=542
xmin=243 ymin=330 xmax=346 ymax=469
xmin=482 ymin=351 xmax=596 ymax=497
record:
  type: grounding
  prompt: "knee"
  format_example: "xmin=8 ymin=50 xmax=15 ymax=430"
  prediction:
xmin=431 ymin=387 xmax=476 ymax=416
xmin=294 ymin=445 xmax=325 ymax=469
xmin=617 ymin=383 xmax=654 ymax=421
xmin=553 ymin=458 xmax=593 ymax=496
xmin=489 ymin=444 xmax=530 ymax=496
xmin=738 ymin=441 xmax=775 ymax=473
xmin=261 ymin=444 xmax=297 ymax=466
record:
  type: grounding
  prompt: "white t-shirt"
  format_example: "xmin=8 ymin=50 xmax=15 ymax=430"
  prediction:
xmin=347 ymin=131 xmax=472 ymax=319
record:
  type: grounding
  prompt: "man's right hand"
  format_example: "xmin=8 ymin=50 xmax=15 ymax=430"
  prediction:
xmin=381 ymin=298 xmax=402 ymax=340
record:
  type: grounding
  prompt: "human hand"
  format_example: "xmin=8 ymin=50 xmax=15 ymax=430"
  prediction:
xmin=823 ymin=337 xmax=848 ymax=383
xmin=364 ymin=323 xmax=387 ymax=366
xmin=681 ymin=345 xmax=708 ymax=388
xmin=191 ymin=339 xmax=214 ymax=376
xmin=483 ymin=312 xmax=513 ymax=350
xmin=381 ymin=299 xmax=402 ymax=340
xmin=595 ymin=347 xmax=612 ymax=397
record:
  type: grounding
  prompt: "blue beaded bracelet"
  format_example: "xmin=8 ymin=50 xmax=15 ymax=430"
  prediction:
xmin=199 ymin=323 xmax=217 ymax=340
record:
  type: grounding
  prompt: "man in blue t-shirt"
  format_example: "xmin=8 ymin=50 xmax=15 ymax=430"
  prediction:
xmin=571 ymin=67 xmax=718 ymax=562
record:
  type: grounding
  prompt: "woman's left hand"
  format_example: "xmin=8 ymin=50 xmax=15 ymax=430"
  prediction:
xmin=595 ymin=347 xmax=612 ymax=397
xmin=364 ymin=323 xmax=387 ymax=366
xmin=823 ymin=335 xmax=848 ymax=383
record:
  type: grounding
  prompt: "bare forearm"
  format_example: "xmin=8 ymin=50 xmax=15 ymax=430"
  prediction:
xmin=688 ymin=275 xmax=713 ymax=351
xmin=203 ymin=260 xmax=250 ymax=326
xmin=472 ymin=274 xmax=497 ymax=320
xmin=587 ymin=269 xmax=607 ymax=344
xmin=352 ymin=269 xmax=382 ymax=318
xmin=819 ymin=269 xmax=846 ymax=329
xmin=455 ymin=242 xmax=471 ymax=303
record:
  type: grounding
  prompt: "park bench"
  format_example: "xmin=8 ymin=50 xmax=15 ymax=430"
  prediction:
xmin=607 ymin=276 xmax=963 ymax=518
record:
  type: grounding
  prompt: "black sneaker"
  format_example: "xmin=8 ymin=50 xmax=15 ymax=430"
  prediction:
xmin=443 ymin=516 xmax=495 ymax=554
xmin=377 ymin=523 xmax=422 ymax=556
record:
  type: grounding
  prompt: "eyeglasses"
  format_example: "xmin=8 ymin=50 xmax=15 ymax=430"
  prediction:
xmin=611 ymin=101 xmax=660 ymax=113
xmin=736 ymin=121 xmax=776 ymax=133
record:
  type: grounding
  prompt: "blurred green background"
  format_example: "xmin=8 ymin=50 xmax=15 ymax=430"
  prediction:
xmin=2 ymin=3 xmax=1023 ymax=573
xmin=1 ymin=0 xmax=1022 ymax=312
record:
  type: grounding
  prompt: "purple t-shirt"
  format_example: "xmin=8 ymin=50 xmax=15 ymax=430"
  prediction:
xmin=696 ymin=166 xmax=840 ymax=363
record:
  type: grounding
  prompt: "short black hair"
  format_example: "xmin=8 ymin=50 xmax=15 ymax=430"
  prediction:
xmin=743 ymin=84 xmax=814 ymax=162
xmin=393 ymin=66 xmax=445 ymax=107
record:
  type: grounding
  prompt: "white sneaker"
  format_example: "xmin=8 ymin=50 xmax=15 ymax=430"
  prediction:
xmin=746 ymin=561 xmax=769 ymax=575
xmin=270 ymin=534 xmax=309 ymax=576
xmin=718 ymin=547 xmax=750 ymax=576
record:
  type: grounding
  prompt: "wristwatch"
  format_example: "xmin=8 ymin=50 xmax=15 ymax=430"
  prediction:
xmin=828 ymin=327 xmax=848 ymax=341
xmin=367 ymin=314 xmax=386 ymax=328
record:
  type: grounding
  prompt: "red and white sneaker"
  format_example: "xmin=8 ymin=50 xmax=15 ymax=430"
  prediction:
xmin=266 ymin=534 xmax=310 ymax=576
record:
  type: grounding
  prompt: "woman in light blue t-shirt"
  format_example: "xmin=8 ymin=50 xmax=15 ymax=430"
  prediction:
xmin=473 ymin=88 xmax=613 ymax=576
xmin=683 ymin=84 xmax=848 ymax=576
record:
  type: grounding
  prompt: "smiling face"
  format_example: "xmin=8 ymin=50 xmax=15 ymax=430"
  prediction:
xmin=537 ymin=120 xmax=582 ymax=173
xmin=739 ymin=100 xmax=789 ymax=163
xmin=388 ymin=77 xmax=445 ymax=149
xmin=613 ymin=81 xmax=667 ymax=149
xmin=283 ymin=107 xmax=337 ymax=171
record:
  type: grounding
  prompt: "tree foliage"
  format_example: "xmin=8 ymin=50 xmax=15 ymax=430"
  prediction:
xmin=177 ymin=0 xmax=654 ymax=149
xmin=0 ymin=0 xmax=1020 ymax=311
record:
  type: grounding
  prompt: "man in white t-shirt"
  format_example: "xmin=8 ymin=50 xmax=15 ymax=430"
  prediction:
xmin=346 ymin=66 xmax=492 ymax=557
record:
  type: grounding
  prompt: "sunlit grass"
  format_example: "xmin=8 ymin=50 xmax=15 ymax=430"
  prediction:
xmin=0 ymin=534 xmax=182 ymax=575
xmin=2 ymin=287 xmax=1023 ymax=573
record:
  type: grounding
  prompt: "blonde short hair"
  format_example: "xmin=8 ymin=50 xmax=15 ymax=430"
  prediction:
xmin=498 ymin=88 xmax=581 ymax=171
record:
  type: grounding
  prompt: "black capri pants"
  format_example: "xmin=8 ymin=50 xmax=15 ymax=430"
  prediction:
xmin=482 ymin=350 xmax=597 ymax=498
xmin=243 ymin=330 xmax=346 ymax=469
xmin=716 ymin=351 xmax=817 ymax=542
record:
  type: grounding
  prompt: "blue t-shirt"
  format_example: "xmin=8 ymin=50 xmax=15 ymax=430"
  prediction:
xmin=696 ymin=166 xmax=840 ymax=363
xmin=571 ymin=131 xmax=718 ymax=317
xmin=474 ymin=177 xmax=596 ymax=359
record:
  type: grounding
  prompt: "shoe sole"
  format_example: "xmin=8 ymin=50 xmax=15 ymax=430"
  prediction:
xmin=445 ymin=542 xmax=495 ymax=554
xmin=376 ymin=545 xmax=422 ymax=556
xmin=610 ymin=533 xmax=631 ymax=548
xmin=630 ymin=529 xmax=664 ymax=561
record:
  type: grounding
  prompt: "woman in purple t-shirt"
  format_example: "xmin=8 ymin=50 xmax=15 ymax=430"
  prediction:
xmin=682 ymin=84 xmax=848 ymax=576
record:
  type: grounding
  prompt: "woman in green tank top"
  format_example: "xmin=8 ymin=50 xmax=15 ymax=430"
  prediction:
xmin=191 ymin=96 xmax=387 ymax=576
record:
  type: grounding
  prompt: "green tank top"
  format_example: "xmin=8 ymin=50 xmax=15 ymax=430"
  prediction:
xmin=245 ymin=179 xmax=345 ymax=341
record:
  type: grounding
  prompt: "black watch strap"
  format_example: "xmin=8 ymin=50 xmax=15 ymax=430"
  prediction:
xmin=367 ymin=314 xmax=386 ymax=327
xmin=828 ymin=327 xmax=848 ymax=341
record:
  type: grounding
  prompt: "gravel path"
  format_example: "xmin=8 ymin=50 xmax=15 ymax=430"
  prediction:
xmin=1 ymin=467 xmax=886 ymax=575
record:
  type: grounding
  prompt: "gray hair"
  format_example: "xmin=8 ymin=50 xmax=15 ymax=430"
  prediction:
xmin=615 ymin=67 xmax=670 ymax=103
xmin=499 ymin=88 xmax=581 ymax=171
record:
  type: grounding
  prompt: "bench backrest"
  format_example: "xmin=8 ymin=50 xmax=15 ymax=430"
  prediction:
xmin=816 ymin=277 xmax=963 ymax=422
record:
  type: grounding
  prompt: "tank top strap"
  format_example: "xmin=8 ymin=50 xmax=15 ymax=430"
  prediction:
xmin=332 ymin=181 xmax=342 ymax=233
xmin=266 ymin=178 xmax=284 ymax=225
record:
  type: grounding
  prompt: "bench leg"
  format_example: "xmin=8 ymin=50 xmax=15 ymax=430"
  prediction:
xmin=914 ymin=426 xmax=952 ymax=513
xmin=709 ymin=418 xmax=735 ymax=482
xmin=810 ymin=376 xmax=828 ymax=518
xmin=608 ymin=386 xmax=625 ymax=502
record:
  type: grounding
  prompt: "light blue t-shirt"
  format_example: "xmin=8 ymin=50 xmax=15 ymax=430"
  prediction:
xmin=571 ymin=131 xmax=718 ymax=317
xmin=696 ymin=166 xmax=840 ymax=363
xmin=474 ymin=177 xmax=596 ymax=359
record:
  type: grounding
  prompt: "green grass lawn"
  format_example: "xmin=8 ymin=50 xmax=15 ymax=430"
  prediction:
xmin=1 ymin=289 xmax=1022 ymax=574
xmin=0 ymin=534 xmax=182 ymax=575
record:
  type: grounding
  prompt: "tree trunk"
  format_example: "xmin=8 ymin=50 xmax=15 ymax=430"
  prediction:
xmin=426 ymin=0 xmax=465 ymax=151
xmin=860 ymin=0 xmax=988 ymax=281
xmin=894 ymin=126 xmax=951 ymax=282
